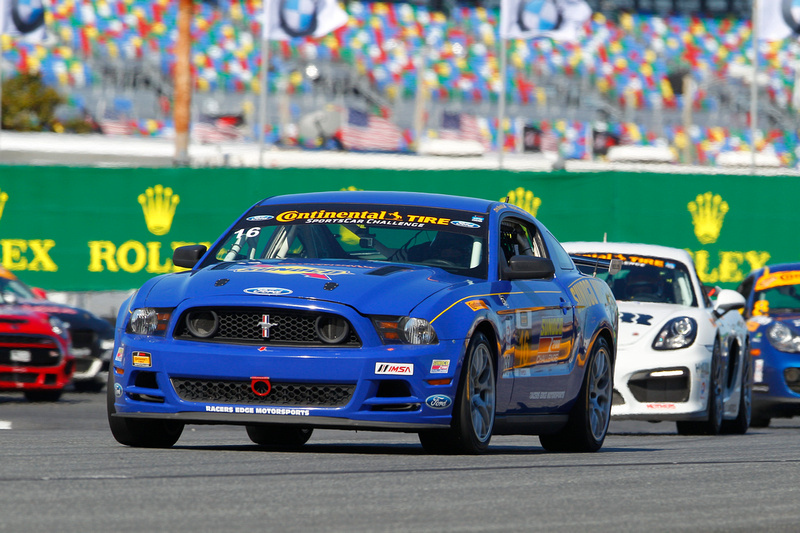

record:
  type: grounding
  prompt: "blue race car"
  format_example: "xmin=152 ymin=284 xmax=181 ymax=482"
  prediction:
xmin=108 ymin=191 xmax=619 ymax=453
xmin=737 ymin=263 xmax=800 ymax=427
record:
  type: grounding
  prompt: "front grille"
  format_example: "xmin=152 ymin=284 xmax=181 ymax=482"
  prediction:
xmin=173 ymin=307 xmax=361 ymax=346
xmin=628 ymin=369 xmax=690 ymax=403
xmin=0 ymin=334 xmax=61 ymax=367
xmin=171 ymin=378 xmax=355 ymax=407
xmin=0 ymin=372 xmax=38 ymax=383
xmin=70 ymin=329 xmax=96 ymax=351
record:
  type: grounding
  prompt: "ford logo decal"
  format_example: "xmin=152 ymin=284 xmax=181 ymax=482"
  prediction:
xmin=246 ymin=215 xmax=274 ymax=221
xmin=425 ymin=394 xmax=452 ymax=409
xmin=451 ymin=221 xmax=480 ymax=229
xmin=244 ymin=287 xmax=293 ymax=296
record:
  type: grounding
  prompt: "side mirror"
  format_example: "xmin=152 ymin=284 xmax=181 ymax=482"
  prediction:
xmin=713 ymin=289 xmax=746 ymax=317
xmin=31 ymin=287 xmax=48 ymax=300
xmin=173 ymin=245 xmax=208 ymax=269
xmin=504 ymin=256 xmax=555 ymax=280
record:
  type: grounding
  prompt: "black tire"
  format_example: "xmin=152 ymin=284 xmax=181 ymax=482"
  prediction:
xmin=750 ymin=413 xmax=771 ymax=428
xmin=539 ymin=336 xmax=613 ymax=453
xmin=106 ymin=371 xmax=183 ymax=448
xmin=721 ymin=347 xmax=751 ymax=435
xmin=23 ymin=389 xmax=62 ymax=402
xmin=246 ymin=425 xmax=313 ymax=448
xmin=418 ymin=332 xmax=496 ymax=454
xmin=73 ymin=378 xmax=105 ymax=393
xmin=677 ymin=341 xmax=724 ymax=436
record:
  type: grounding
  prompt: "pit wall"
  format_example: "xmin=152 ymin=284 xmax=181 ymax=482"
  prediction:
xmin=0 ymin=166 xmax=790 ymax=292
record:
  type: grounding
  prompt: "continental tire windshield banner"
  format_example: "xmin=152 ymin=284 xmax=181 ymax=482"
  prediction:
xmin=0 ymin=166 xmax=791 ymax=291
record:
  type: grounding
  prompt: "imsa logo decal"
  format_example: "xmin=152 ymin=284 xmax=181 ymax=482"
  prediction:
xmin=375 ymin=363 xmax=413 ymax=375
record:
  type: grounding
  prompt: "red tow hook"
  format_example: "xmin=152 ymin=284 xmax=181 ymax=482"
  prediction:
xmin=251 ymin=376 xmax=272 ymax=397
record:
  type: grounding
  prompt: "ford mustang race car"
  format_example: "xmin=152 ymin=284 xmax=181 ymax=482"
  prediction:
xmin=0 ymin=297 xmax=74 ymax=402
xmin=737 ymin=263 xmax=800 ymax=427
xmin=108 ymin=191 xmax=619 ymax=453
xmin=563 ymin=242 xmax=750 ymax=435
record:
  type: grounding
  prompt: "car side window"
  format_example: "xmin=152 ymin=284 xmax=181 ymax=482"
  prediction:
xmin=499 ymin=218 xmax=544 ymax=267
xmin=544 ymin=230 xmax=575 ymax=271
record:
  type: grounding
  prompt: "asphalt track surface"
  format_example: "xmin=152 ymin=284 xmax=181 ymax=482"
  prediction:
xmin=2 ymin=390 xmax=799 ymax=533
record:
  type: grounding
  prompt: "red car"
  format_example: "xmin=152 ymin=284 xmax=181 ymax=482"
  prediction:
xmin=0 ymin=305 xmax=74 ymax=401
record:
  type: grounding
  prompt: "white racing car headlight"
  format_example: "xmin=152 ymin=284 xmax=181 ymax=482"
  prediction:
xmin=767 ymin=322 xmax=800 ymax=353
xmin=126 ymin=308 xmax=173 ymax=336
xmin=372 ymin=316 xmax=438 ymax=345
xmin=653 ymin=317 xmax=697 ymax=350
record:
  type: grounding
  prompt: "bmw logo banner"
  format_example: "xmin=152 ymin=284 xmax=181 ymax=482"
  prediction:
xmin=757 ymin=0 xmax=800 ymax=42
xmin=262 ymin=0 xmax=348 ymax=41
xmin=0 ymin=0 xmax=47 ymax=42
xmin=499 ymin=0 xmax=590 ymax=42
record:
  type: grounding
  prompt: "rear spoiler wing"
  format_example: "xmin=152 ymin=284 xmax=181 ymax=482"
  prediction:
xmin=570 ymin=255 xmax=622 ymax=277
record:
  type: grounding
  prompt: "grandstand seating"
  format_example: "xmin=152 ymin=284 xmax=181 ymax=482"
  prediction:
xmin=1 ymin=0 xmax=798 ymax=166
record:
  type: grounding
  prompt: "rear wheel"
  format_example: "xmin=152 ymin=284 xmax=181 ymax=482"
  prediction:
xmin=721 ymin=348 xmax=751 ymax=435
xmin=539 ymin=337 xmax=613 ymax=453
xmin=106 ymin=371 xmax=183 ymax=448
xmin=246 ymin=425 xmax=313 ymax=448
xmin=419 ymin=332 xmax=496 ymax=454
xmin=677 ymin=341 xmax=723 ymax=436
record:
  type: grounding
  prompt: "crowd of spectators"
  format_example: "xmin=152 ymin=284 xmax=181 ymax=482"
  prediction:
xmin=2 ymin=0 xmax=799 ymax=165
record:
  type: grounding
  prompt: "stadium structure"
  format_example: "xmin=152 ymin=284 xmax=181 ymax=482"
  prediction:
xmin=1 ymin=0 xmax=799 ymax=168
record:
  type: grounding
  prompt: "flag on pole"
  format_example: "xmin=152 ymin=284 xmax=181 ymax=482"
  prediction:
xmin=340 ymin=108 xmax=402 ymax=152
xmin=757 ymin=0 xmax=800 ymax=41
xmin=262 ymin=0 xmax=348 ymax=41
xmin=439 ymin=112 xmax=489 ymax=149
xmin=0 ymin=0 xmax=48 ymax=42
xmin=500 ymin=0 xmax=591 ymax=42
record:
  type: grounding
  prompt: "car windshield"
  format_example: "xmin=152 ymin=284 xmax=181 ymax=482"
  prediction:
xmin=0 ymin=273 xmax=37 ymax=301
xmin=573 ymin=253 xmax=697 ymax=306
xmin=204 ymin=203 xmax=489 ymax=278
xmin=751 ymin=270 xmax=800 ymax=315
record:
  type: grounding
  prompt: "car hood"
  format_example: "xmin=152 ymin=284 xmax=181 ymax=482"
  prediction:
xmin=14 ymin=300 xmax=113 ymax=335
xmin=747 ymin=312 xmax=800 ymax=330
xmin=141 ymin=260 xmax=465 ymax=316
xmin=616 ymin=301 xmax=700 ymax=347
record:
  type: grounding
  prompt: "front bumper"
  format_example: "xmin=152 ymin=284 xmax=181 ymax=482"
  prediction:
xmin=110 ymin=335 xmax=464 ymax=430
xmin=0 ymin=359 xmax=74 ymax=392
xmin=610 ymin=342 xmax=713 ymax=421
xmin=752 ymin=353 xmax=800 ymax=417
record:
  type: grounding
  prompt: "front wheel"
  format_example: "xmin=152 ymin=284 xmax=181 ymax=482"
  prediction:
xmin=24 ymin=390 xmax=63 ymax=402
xmin=539 ymin=337 xmax=613 ymax=453
xmin=721 ymin=347 xmax=751 ymax=435
xmin=677 ymin=341 xmax=723 ymax=436
xmin=246 ymin=425 xmax=313 ymax=448
xmin=419 ymin=332 xmax=496 ymax=454
xmin=106 ymin=372 xmax=183 ymax=448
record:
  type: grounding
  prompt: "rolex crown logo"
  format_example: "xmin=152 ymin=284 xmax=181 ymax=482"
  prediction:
xmin=503 ymin=187 xmax=542 ymax=217
xmin=0 ymin=189 xmax=8 ymax=223
xmin=139 ymin=185 xmax=179 ymax=236
xmin=688 ymin=191 xmax=728 ymax=245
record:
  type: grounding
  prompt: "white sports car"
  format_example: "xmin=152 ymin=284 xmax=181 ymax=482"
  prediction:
xmin=563 ymin=242 xmax=751 ymax=435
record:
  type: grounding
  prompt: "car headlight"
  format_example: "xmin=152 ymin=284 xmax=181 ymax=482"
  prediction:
xmin=767 ymin=322 xmax=800 ymax=353
xmin=126 ymin=308 xmax=172 ymax=336
xmin=49 ymin=317 xmax=70 ymax=339
xmin=653 ymin=317 xmax=697 ymax=350
xmin=372 ymin=316 xmax=438 ymax=345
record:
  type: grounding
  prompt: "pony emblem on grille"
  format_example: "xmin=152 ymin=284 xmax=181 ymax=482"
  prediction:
xmin=258 ymin=315 xmax=277 ymax=338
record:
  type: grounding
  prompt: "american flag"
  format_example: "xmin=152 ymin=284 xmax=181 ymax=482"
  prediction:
xmin=340 ymin=108 xmax=402 ymax=152
xmin=193 ymin=115 xmax=244 ymax=144
xmin=99 ymin=118 xmax=133 ymax=136
xmin=540 ymin=130 xmax=560 ymax=153
xmin=439 ymin=112 xmax=489 ymax=149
